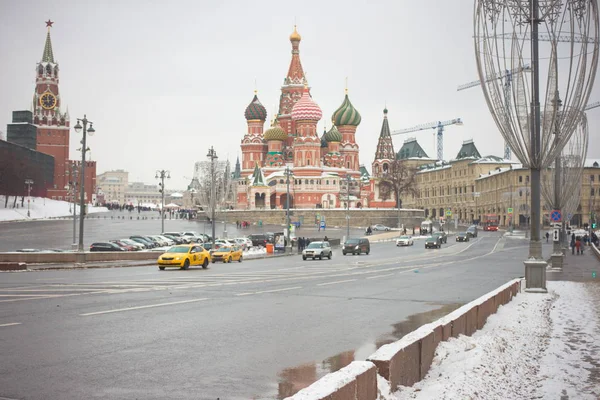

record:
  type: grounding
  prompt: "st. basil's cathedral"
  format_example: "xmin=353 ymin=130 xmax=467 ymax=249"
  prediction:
xmin=236 ymin=26 xmax=374 ymax=210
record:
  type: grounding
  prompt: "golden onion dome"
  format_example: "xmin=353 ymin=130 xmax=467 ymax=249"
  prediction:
xmin=264 ymin=118 xmax=287 ymax=141
xmin=289 ymin=25 xmax=301 ymax=42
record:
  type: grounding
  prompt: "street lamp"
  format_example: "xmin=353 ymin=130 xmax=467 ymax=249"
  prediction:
xmin=284 ymin=165 xmax=293 ymax=252
xmin=24 ymin=179 xmax=34 ymax=217
xmin=155 ymin=169 xmax=170 ymax=233
xmin=207 ymin=146 xmax=218 ymax=248
xmin=345 ymin=174 xmax=353 ymax=239
xmin=65 ymin=165 xmax=78 ymax=248
xmin=73 ymin=115 xmax=95 ymax=252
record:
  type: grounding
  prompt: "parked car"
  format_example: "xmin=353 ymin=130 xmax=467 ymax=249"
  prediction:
xmin=432 ymin=231 xmax=447 ymax=244
xmin=248 ymin=234 xmax=269 ymax=247
xmin=456 ymin=232 xmax=470 ymax=242
xmin=233 ymin=237 xmax=252 ymax=250
xmin=467 ymin=226 xmax=478 ymax=238
xmin=425 ymin=236 xmax=442 ymax=249
xmin=109 ymin=239 xmax=138 ymax=251
xmin=395 ymin=235 xmax=414 ymax=246
xmin=120 ymin=238 xmax=145 ymax=250
xmin=372 ymin=224 xmax=391 ymax=231
xmin=149 ymin=235 xmax=169 ymax=247
xmin=342 ymin=238 xmax=370 ymax=255
xmin=143 ymin=236 xmax=163 ymax=247
xmin=156 ymin=235 xmax=175 ymax=246
xmin=90 ymin=242 xmax=126 ymax=252
xmin=162 ymin=234 xmax=185 ymax=244
xmin=157 ymin=244 xmax=210 ymax=270
xmin=210 ymin=245 xmax=243 ymax=263
xmin=302 ymin=241 xmax=332 ymax=260
xmin=163 ymin=232 xmax=191 ymax=244
xmin=130 ymin=236 xmax=156 ymax=248
xmin=182 ymin=232 xmax=204 ymax=243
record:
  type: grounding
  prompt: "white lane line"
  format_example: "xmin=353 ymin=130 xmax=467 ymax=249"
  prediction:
xmin=317 ymin=279 xmax=357 ymax=286
xmin=0 ymin=294 xmax=66 ymax=297
xmin=80 ymin=298 xmax=209 ymax=316
xmin=366 ymin=273 xmax=395 ymax=280
xmin=236 ymin=286 xmax=302 ymax=296
xmin=0 ymin=322 xmax=22 ymax=327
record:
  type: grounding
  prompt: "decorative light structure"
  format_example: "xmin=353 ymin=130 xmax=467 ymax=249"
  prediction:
xmin=474 ymin=0 xmax=599 ymax=289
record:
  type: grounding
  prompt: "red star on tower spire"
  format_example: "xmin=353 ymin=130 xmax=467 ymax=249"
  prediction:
xmin=45 ymin=20 xmax=54 ymax=28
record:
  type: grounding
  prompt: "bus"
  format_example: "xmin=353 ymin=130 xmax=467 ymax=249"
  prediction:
xmin=482 ymin=214 xmax=499 ymax=231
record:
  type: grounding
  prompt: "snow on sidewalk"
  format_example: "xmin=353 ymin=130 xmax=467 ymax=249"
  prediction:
xmin=379 ymin=281 xmax=600 ymax=400
xmin=0 ymin=196 xmax=107 ymax=222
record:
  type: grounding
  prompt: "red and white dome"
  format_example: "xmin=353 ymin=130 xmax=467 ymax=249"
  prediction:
xmin=291 ymin=87 xmax=322 ymax=122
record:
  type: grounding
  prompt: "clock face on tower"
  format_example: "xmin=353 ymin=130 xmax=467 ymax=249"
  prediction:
xmin=40 ymin=92 xmax=57 ymax=110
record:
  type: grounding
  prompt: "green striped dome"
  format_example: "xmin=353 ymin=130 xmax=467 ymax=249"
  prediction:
xmin=324 ymin=124 xmax=342 ymax=142
xmin=332 ymin=94 xmax=361 ymax=127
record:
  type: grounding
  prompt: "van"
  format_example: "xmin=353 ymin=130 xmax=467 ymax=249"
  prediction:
xmin=342 ymin=238 xmax=370 ymax=255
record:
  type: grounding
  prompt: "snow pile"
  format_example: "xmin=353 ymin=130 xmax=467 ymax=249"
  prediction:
xmin=0 ymin=196 xmax=108 ymax=222
xmin=381 ymin=281 xmax=599 ymax=400
xmin=244 ymin=247 xmax=267 ymax=256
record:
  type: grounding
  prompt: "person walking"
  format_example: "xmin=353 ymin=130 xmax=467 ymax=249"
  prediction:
xmin=323 ymin=236 xmax=329 ymax=242
xmin=575 ymin=238 xmax=582 ymax=255
xmin=545 ymin=232 xmax=550 ymax=243
xmin=571 ymin=233 xmax=576 ymax=255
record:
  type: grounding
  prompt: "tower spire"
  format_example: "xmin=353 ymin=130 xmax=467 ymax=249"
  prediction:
xmin=286 ymin=25 xmax=305 ymax=85
xmin=42 ymin=20 xmax=55 ymax=63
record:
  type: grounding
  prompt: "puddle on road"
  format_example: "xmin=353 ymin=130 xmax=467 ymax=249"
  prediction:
xmin=273 ymin=302 xmax=462 ymax=399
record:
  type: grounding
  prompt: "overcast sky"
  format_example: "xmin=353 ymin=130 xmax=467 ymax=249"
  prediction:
xmin=1 ymin=0 xmax=599 ymax=190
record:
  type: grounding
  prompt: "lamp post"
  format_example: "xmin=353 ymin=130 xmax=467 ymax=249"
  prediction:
xmin=285 ymin=165 xmax=292 ymax=252
xmin=155 ymin=169 xmax=170 ymax=234
xmin=24 ymin=179 xmax=34 ymax=217
xmin=65 ymin=165 xmax=78 ymax=247
xmin=207 ymin=146 xmax=218 ymax=248
xmin=345 ymin=174 xmax=353 ymax=239
xmin=73 ymin=115 xmax=95 ymax=252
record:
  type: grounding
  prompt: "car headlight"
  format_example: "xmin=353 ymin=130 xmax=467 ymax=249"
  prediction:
xmin=355 ymin=245 xmax=359 ymax=249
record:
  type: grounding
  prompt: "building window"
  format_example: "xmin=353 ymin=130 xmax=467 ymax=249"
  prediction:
xmin=591 ymin=175 xmax=595 ymax=182
xmin=326 ymin=180 xmax=329 ymax=185
xmin=519 ymin=176 xmax=522 ymax=183
xmin=592 ymin=188 xmax=596 ymax=196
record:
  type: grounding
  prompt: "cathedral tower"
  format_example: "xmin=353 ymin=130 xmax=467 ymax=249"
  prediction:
xmin=241 ymin=92 xmax=267 ymax=171
xmin=332 ymin=89 xmax=361 ymax=173
xmin=291 ymin=84 xmax=322 ymax=168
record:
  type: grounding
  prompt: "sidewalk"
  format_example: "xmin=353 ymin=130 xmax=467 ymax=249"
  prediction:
xmin=379 ymin=249 xmax=600 ymax=400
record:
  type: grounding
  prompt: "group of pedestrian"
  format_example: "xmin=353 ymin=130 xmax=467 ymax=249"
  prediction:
xmin=297 ymin=237 xmax=311 ymax=252
xmin=235 ymin=221 xmax=250 ymax=229
xmin=570 ymin=233 xmax=588 ymax=255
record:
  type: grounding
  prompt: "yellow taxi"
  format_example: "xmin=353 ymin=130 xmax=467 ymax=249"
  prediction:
xmin=157 ymin=244 xmax=211 ymax=270
xmin=210 ymin=245 xmax=243 ymax=263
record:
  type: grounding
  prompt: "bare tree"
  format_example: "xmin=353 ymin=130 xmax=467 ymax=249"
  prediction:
xmin=379 ymin=160 xmax=419 ymax=208
xmin=193 ymin=160 xmax=236 ymax=216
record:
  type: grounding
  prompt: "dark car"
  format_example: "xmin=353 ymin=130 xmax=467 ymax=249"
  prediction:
xmin=109 ymin=239 xmax=138 ymax=251
xmin=425 ymin=236 xmax=442 ymax=249
xmin=248 ymin=234 xmax=269 ymax=247
xmin=130 ymin=236 xmax=156 ymax=248
xmin=467 ymin=226 xmax=478 ymax=238
xmin=456 ymin=232 xmax=470 ymax=242
xmin=163 ymin=234 xmax=185 ymax=244
xmin=163 ymin=232 xmax=191 ymax=244
xmin=432 ymin=231 xmax=447 ymax=244
xmin=90 ymin=242 xmax=126 ymax=252
xmin=342 ymin=238 xmax=370 ymax=255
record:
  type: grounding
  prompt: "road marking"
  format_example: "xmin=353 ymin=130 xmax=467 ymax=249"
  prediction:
xmin=79 ymin=298 xmax=208 ymax=316
xmin=236 ymin=286 xmax=302 ymax=296
xmin=0 ymin=322 xmax=22 ymax=327
xmin=366 ymin=273 xmax=395 ymax=279
xmin=317 ymin=279 xmax=357 ymax=286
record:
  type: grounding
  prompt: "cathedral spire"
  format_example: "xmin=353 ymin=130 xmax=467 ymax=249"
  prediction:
xmin=373 ymin=107 xmax=396 ymax=174
xmin=286 ymin=26 xmax=305 ymax=85
xmin=42 ymin=20 xmax=55 ymax=63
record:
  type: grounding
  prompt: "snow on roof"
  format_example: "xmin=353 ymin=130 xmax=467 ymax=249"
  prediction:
xmin=476 ymin=164 xmax=526 ymax=180
xmin=471 ymin=156 xmax=519 ymax=164
xmin=584 ymin=158 xmax=600 ymax=168
xmin=169 ymin=192 xmax=183 ymax=198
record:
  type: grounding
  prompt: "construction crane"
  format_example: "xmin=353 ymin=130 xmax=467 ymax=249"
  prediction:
xmin=585 ymin=101 xmax=600 ymax=111
xmin=457 ymin=64 xmax=531 ymax=160
xmin=391 ymin=118 xmax=463 ymax=161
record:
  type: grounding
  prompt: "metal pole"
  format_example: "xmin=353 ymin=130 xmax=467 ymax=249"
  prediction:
xmin=286 ymin=166 xmax=291 ymax=253
xmin=397 ymin=186 xmax=401 ymax=236
xmin=25 ymin=179 xmax=33 ymax=217
xmin=207 ymin=146 xmax=217 ymax=248
xmin=346 ymin=175 xmax=350 ymax=239
xmin=529 ymin=0 xmax=543 ymax=259
xmin=77 ymin=119 xmax=87 ymax=252
xmin=72 ymin=169 xmax=77 ymax=247
xmin=161 ymin=174 xmax=165 ymax=234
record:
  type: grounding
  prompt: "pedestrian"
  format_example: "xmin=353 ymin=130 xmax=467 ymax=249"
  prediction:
xmin=297 ymin=237 xmax=302 ymax=253
xmin=324 ymin=236 xmax=329 ymax=242
xmin=575 ymin=238 xmax=582 ymax=255
xmin=306 ymin=238 xmax=311 ymax=246
xmin=571 ymin=234 xmax=576 ymax=255
xmin=545 ymin=232 xmax=549 ymax=243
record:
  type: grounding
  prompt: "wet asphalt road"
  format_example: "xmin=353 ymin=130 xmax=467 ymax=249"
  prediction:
xmin=0 ymin=231 xmax=554 ymax=400
xmin=0 ymin=210 xmax=365 ymax=252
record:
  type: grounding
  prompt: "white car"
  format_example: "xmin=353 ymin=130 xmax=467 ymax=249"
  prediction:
xmin=396 ymin=235 xmax=414 ymax=246
xmin=233 ymin=238 xmax=252 ymax=250
xmin=156 ymin=235 xmax=175 ymax=246
xmin=183 ymin=231 xmax=204 ymax=243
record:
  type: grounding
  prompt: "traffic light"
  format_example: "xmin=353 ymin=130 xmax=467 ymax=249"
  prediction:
xmin=593 ymin=222 xmax=597 ymax=229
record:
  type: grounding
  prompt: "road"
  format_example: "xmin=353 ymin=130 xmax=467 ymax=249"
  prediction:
xmin=0 ymin=210 xmax=366 ymax=252
xmin=0 ymin=231 xmax=545 ymax=400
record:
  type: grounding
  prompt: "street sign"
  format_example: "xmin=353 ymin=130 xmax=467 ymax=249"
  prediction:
xmin=553 ymin=228 xmax=559 ymax=242
xmin=320 ymin=220 xmax=326 ymax=229
xmin=446 ymin=210 xmax=452 ymax=217
xmin=550 ymin=209 xmax=562 ymax=222
xmin=567 ymin=213 xmax=572 ymax=220
xmin=507 ymin=207 xmax=513 ymax=214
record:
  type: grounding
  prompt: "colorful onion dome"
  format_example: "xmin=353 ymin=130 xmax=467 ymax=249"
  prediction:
xmin=291 ymin=86 xmax=322 ymax=121
xmin=320 ymin=128 xmax=328 ymax=148
xmin=324 ymin=124 xmax=342 ymax=142
xmin=244 ymin=93 xmax=267 ymax=121
xmin=264 ymin=118 xmax=287 ymax=141
xmin=290 ymin=25 xmax=301 ymax=42
xmin=332 ymin=93 xmax=361 ymax=126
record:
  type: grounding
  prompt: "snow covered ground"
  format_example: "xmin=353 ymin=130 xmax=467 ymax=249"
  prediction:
xmin=0 ymin=196 xmax=108 ymax=222
xmin=380 ymin=281 xmax=600 ymax=400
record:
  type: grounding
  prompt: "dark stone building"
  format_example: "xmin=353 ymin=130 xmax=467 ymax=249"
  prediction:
xmin=7 ymin=110 xmax=37 ymax=150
